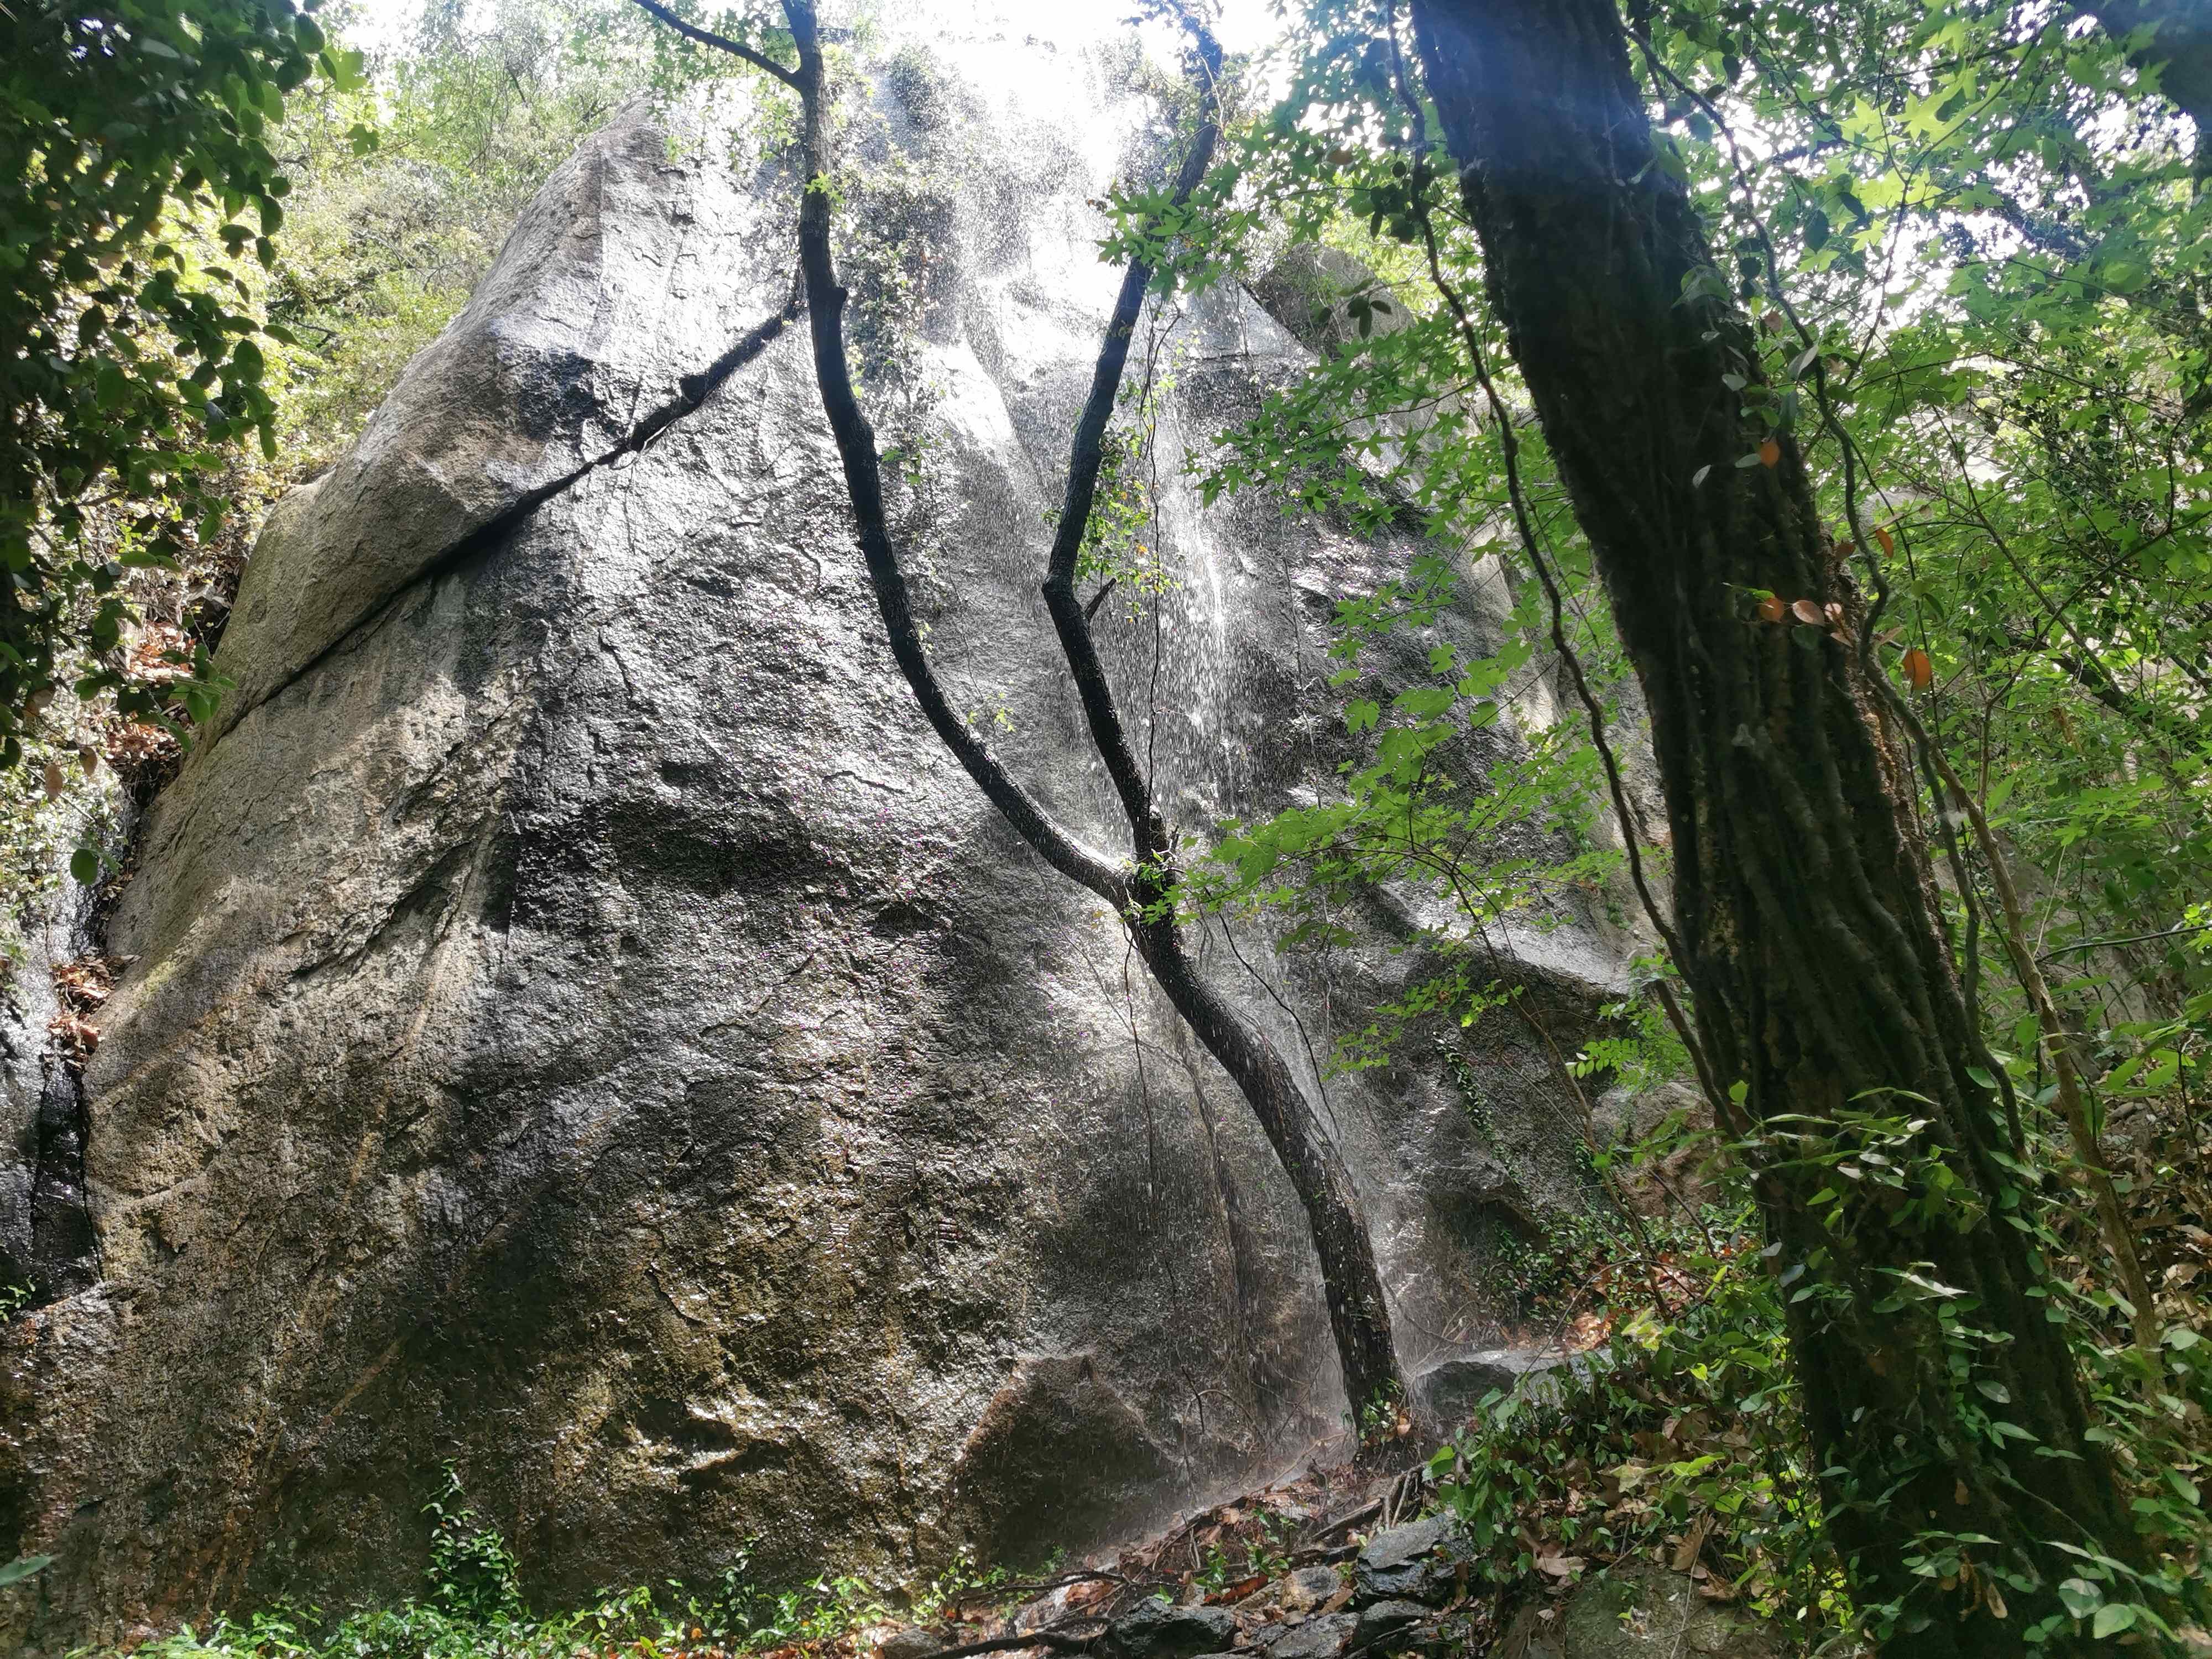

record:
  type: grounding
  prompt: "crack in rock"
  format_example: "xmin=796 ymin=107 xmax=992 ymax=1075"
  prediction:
xmin=213 ymin=295 xmax=806 ymax=752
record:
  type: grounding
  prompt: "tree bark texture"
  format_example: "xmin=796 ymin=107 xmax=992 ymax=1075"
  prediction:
xmin=1408 ymin=1 xmax=2140 ymax=1646
xmin=779 ymin=0 xmax=1401 ymax=1416
xmin=2077 ymin=0 xmax=2212 ymax=176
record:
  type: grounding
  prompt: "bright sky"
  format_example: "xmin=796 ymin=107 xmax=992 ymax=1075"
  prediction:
xmin=339 ymin=0 xmax=1291 ymax=63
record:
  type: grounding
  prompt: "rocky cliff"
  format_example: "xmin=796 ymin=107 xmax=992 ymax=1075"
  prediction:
xmin=0 ymin=29 xmax=1636 ymax=1650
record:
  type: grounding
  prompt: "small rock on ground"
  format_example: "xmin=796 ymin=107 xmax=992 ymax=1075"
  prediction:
xmin=1259 ymin=1611 xmax=1359 ymax=1659
xmin=874 ymin=1629 xmax=944 ymax=1659
xmin=1352 ymin=1599 xmax=1429 ymax=1649
xmin=1353 ymin=1515 xmax=1468 ymax=1607
xmin=1276 ymin=1565 xmax=1344 ymax=1613
xmin=1411 ymin=1349 xmax=1577 ymax=1425
xmin=1103 ymin=1597 xmax=1239 ymax=1659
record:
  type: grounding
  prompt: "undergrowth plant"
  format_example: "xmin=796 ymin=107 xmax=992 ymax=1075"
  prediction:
xmin=78 ymin=1468 xmax=1015 ymax=1659
xmin=1192 ymin=1509 xmax=1298 ymax=1595
xmin=1422 ymin=1097 xmax=2212 ymax=1648
xmin=1426 ymin=1192 xmax=1842 ymax=1629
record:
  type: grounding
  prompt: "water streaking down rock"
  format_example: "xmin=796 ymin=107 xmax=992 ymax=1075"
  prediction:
xmin=0 ymin=21 xmax=1645 ymax=1651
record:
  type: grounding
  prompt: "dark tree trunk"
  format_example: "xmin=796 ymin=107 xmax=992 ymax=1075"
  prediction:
xmin=1408 ymin=1 xmax=2140 ymax=1647
xmin=1125 ymin=915 xmax=1402 ymax=1417
xmin=2076 ymin=1 xmax=2212 ymax=176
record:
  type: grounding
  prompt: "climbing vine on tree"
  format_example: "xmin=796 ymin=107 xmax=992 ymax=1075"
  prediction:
xmin=1103 ymin=0 xmax=2212 ymax=1647
xmin=8 ymin=0 xmax=2210 ymax=1648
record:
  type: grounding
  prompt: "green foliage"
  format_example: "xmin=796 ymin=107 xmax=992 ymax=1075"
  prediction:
xmin=1493 ymin=1203 xmax=1662 ymax=1333
xmin=1192 ymin=1510 xmax=1298 ymax=1594
xmin=0 ymin=0 xmax=364 ymax=749
xmin=1631 ymin=0 xmax=2212 ymax=1005
xmin=1345 ymin=1376 xmax=1411 ymax=1453
xmin=1196 ymin=554 xmax=1640 ymax=1079
xmin=1416 ymin=1086 xmax=2212 ymax=1646
xmin=421 ymin=1465 xmax=523 ymax=1622
xmin=82 ymin=1536 xmax=905 ymax=1659
xmin=1430 ymin=1196 xmax=1839 ymax=1627
xmin=1172 ymin=0 xmax=2212 ymax=1643
xmin=72 ymin=1463 xmax=1047 ymax=1658
xmin=0 ymin=1554 xmax=53 ymax=1590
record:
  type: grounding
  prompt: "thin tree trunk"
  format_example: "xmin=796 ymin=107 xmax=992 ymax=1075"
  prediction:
xmin=1407 ymin=0 xmax=2140 ymax=1647
xmin=773 ymin=0 xmax=1401 ymax=1416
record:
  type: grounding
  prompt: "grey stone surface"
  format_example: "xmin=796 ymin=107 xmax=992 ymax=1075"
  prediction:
xmin=0 ymin=920 xmax=60 ymax=1297
xmin=0 ymin=26 xmax=1639 ymax=1653
xmin=1104 ymin=1598 xmax=1237 ymax=1659
xmin=1353 ymin=1515 xmax=1468 ymax=1608
xmin=0 ymin=865 xmax=107 ymax=1306
xmin=1279 ymin=1564 xmax=1344 ymax=1613
xmin=1261 ymin=1610 xmax=1357 ymax=1659
xmin=207 ymin=113 xmax=789 ymax=743
xmin=877 ymin=1626 xmax=945 ymax=1659
xmin=1411 ymin=1347 xmax=1575 ymax=1426
xmin=1353 ymin=1599 xmax=1429 ymax=1649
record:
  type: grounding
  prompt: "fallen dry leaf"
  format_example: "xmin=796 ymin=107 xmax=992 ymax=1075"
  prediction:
xmin=1206 ymin=1577 xmax=1267 ymax=1606
xmin=1671 ymin=1513 xmax=1714 ymax=1573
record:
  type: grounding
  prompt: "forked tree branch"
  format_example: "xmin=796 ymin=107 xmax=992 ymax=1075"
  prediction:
xmin=773 ymin=0 xmax=1402 ymax=1410
xmin=781 ymin=0 xmax=1125 ymax=907
xmin=624 ymin=0 xmax=804 ymax=89
xmin=1040 ymin=18 xmax=1223 ymax=865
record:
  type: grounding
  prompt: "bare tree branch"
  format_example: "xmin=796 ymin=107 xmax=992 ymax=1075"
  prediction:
xmin=623 ymin=0 xmax=802 ymax=89
xmin=1040 ymin=19 xmax=1224 ymax=864
xmin=770 ymin=0 xmax=1402 ymax=1410
xmin=778 ymin=1 xmax=1128 ymax=906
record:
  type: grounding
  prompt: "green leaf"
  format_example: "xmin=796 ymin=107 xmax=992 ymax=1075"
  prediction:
xmin=0 ymin=1556 xmax=52 ymax=1588
xmin=1392 ymin=685 xmax=1454 ymax=719
xmin=2057 ymin=1579 xmax=2101 ymax=1619
xmin=2091 ymin=1604 xmax=2137 ymax=1637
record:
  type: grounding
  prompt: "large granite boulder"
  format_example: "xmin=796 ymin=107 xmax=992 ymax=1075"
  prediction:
xmin=0 ymin=28 xmax=1636 ymax=1652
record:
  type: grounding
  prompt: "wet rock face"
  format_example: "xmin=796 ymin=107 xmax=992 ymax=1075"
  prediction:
xmin=0 ymin=37 xmax=1634 ymax=1653
xmin=0 ymin=896 xmax=103 ymax=1308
